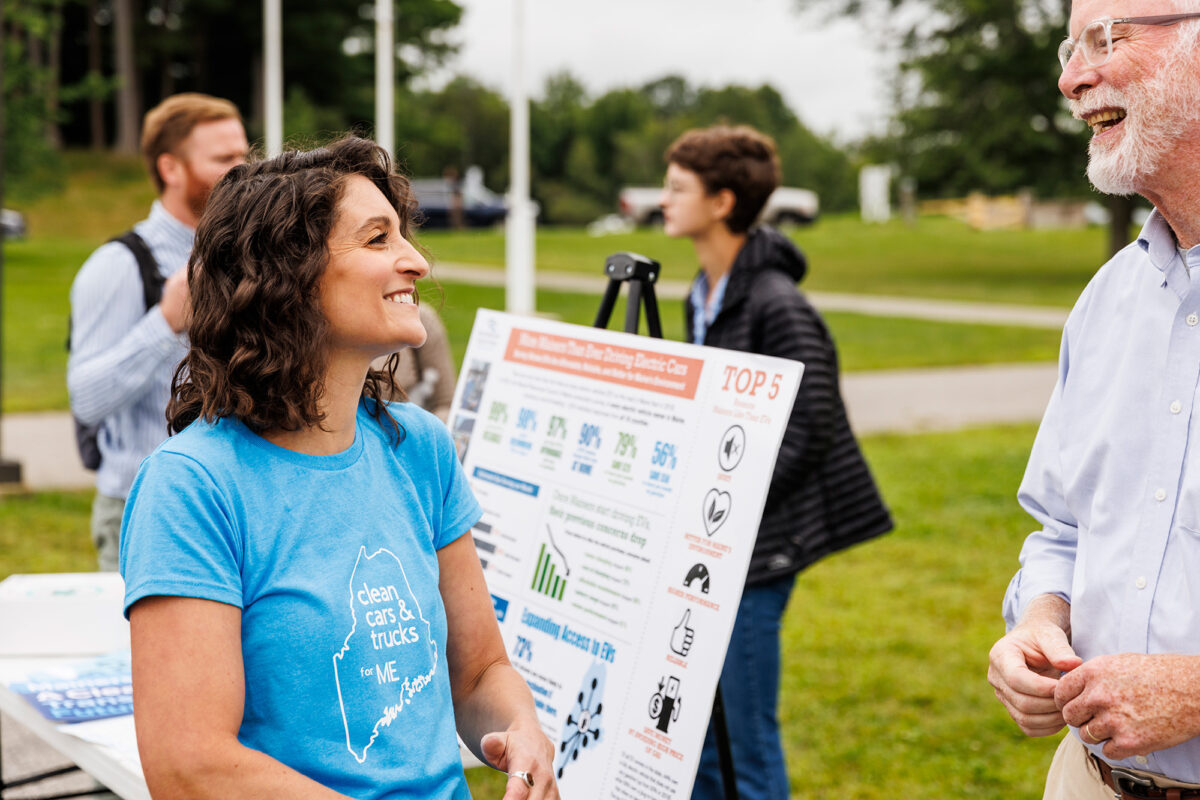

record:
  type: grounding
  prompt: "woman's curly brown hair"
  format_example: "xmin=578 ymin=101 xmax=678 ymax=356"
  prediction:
xmin=167 ymin=136 xmax=415 ymax=440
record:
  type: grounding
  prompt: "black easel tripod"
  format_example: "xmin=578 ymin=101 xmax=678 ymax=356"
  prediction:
xmin=593 ymin=251 xmax=740 ymax=800
xmin=592 ymin=252 xmax=663 ymax=338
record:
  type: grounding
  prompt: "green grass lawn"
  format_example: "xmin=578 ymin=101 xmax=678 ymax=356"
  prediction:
xmin=0 ymin=424 xmax=1061 ymax=798
xmin=4 ymin=249 xmax=1063 ymax=413
xmin=9 ymin=150 xmax=1107 ymax=307
xmin=2 ymin=151 xmax=1081 ymax=412
xmin=433 ymin=282 xmax=1062 ymax=372
xmin=18 ymin=151 xmax=158 ymax=243
xmin=418 ymin=214 xmax=1108 ymax=308
xmin=784 ymin=424 xmax=1055 ymax=797
xmin=3 ymin=236 xmax=90 ymax=412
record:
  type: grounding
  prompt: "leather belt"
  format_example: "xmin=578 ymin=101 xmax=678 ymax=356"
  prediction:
xmin=1092 ymin=755 xmax=1200 ymax=800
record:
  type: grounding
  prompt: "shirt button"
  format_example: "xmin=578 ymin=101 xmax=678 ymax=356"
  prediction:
xmin=1136 ymin=755 xmax=1149 ymax=765
xmin=1136 ymin=576 xmax=1147 ymax=589
xmin=1171 ymin=400 xmax=1183 ymax=414
xmin=1155 ymin=488 xmax=1167 ymax=501
xmin=1189 ymin=313 xmax=1199 ymax=327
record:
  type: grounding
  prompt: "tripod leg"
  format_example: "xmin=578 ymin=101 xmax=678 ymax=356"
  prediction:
xmin=593 ymin=280 xmax=622 ymax=329
xmin=642 ymin=284 xmax=663 ymax=339
xmin=624 ymin=282 xmax=643 ymax=335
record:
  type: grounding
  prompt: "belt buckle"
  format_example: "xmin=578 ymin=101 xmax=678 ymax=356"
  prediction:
xmin=1109 ymin=767 xmax=1157 ymax=799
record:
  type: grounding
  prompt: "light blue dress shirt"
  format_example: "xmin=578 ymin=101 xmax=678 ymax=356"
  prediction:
xmin=1005 ymin=210 xmax=1200 ymax=780
xmin=689 ymin=271 xmax=729 ymax=345
xmin=67 ymin=201 xmax=192 ymax=499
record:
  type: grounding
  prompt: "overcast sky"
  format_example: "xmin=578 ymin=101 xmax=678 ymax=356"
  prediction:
xmin=421 ymin=0 xmax=894 ymax=142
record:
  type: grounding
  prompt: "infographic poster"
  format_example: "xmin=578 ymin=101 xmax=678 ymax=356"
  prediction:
xmin=448 ymin=310 xmax=802 ymax=799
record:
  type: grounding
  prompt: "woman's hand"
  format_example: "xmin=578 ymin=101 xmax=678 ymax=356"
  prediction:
xmin=481 ymin=729 xmax=559 ymax=800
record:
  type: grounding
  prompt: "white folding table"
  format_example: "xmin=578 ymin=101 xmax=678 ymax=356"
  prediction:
xmin=0 ymin=573 xmax=147 ymax=800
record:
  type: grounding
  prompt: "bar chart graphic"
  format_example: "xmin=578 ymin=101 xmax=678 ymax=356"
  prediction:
xmin=531 ymin=542 xmax=567 ymax=601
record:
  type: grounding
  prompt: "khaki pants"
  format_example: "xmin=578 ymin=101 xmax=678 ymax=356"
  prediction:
xmin=91 ymin=493 xmax=125 ymax=572
xmin=1044 ymin=733 xmax=1200 ymax=800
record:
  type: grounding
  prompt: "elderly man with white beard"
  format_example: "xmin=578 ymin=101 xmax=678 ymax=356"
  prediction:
xmin=986 ymin=2 xmax=1200 ymax=799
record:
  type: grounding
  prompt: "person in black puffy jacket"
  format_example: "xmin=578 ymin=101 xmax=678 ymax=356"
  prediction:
xmin=660 ymin=125 xmax=892 ymax=800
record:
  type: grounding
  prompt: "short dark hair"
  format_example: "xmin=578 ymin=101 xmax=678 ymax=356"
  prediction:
xmin=141 ymin=93 xmax=242 ymax=193
xmin=168 ymin=136 xmax=415 ymax=439
xmin=665 ymin=125 xmax=781 ymax=234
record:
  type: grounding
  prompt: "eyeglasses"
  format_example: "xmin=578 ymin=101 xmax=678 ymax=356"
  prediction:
xmin=1057 ymin=13 xmax=1200 ymax=70
xmin=662 ymin=180 xmax=703 ymax=196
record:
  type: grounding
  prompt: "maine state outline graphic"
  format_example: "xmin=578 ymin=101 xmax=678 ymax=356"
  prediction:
xmin=332 ymin=545 xmax=438 ymax=763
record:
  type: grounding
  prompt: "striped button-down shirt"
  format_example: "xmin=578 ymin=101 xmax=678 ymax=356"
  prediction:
xmin=67 ymin=201 xmax=191 ymax=499
xmin=1006 ymin=209 xmax=1200 ymax=781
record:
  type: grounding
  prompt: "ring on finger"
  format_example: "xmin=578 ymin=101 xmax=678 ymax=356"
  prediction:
xmin=508 ymin=770 xmax=535 ymax=788
xmin=1084 ymin=722 xmax=1100 ymax=744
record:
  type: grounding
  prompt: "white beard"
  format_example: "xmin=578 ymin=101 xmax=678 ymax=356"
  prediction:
xmin=1072 ymin=34 xmax=1200 ymax=196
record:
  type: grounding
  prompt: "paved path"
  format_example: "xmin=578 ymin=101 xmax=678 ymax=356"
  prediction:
xmin=0 ymin=271 xmax=1068 ymax=492
xmin=1 ymin=412 xmax=94 ymax=491
xmin=0 ymin=263 xmax=1070 ymax=488
xmin=842 ymin=362 xmax=1055 ymax=434
xmin=435 ymin=263 xmax=1071 ymax=329
xmin=0 ymin=361 xmax=1058 ymax=493
xmin=1 ymin=264 xmax=1069 ymax=492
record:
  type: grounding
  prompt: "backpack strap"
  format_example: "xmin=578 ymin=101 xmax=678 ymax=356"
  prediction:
xmin=110 ymin=230 xmax=166 ymax=310
xmin=66 ymin=230 xmax=167 ymax=353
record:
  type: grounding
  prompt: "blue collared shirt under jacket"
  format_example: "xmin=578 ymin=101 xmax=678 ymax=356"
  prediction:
xmin=688 ymin=271 xmax=729 ymax=345
xmin=67 ymin=201 xmax=191 ymax=500
xmin=1005 ymin=210 xmax=1200 ymax=780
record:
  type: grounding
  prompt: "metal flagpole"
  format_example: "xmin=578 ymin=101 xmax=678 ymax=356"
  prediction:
xmin=264 ymin=0 xmax=283 ymax=157
xmin=375 ymin=0 xmax=394 ymax=159
xmin=504 ymin=0 xmax=535 ymax=315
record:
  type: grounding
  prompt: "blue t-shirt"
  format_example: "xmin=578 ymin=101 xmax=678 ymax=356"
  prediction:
xmin=120 ymin=401 xmax=482 ymax=800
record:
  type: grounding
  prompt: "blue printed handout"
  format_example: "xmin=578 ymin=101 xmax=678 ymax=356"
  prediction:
xmin=333 ymin=546 xmax=438 ymax=763
xmin=7 ymin=649 xmax=133 ymax=724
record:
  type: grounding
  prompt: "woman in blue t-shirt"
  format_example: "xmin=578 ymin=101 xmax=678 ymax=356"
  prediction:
xmin=120 ymin=136 xmax=557 ymax=800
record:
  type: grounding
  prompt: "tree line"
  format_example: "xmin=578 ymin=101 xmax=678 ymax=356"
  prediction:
xmin=388 ymin=73 xmax=859 ymax=222
xmin=7 ymin=0 xmax=1108 ymax=225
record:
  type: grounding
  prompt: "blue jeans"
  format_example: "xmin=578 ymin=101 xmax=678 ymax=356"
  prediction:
xmin=690 ymin=575 xmax=795 ymax=800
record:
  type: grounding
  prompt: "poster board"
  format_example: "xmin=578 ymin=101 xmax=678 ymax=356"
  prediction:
xmin=448 ymin=310 xmax=802 ymax=798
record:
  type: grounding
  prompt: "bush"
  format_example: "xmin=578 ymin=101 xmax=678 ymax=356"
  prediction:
xmin=535 ymin=181 xmax=610 ymax=225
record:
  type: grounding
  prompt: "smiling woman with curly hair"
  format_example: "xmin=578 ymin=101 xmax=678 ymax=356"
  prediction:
xmin=119 ymin=136 xmax=557 ymax=800
xmin=168 ymin=139 xmax=408 ymax=439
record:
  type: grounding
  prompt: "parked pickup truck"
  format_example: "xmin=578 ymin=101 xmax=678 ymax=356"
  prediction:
xmin=411 ymin=166 xmax=508 ymax=229
xmin=618 ymin=185 xmax=819 ymax=227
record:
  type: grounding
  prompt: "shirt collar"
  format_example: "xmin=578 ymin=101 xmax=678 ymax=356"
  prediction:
xmin=689 ymin=271 xmax=730 ymax=345
xmin=1137 ymin=208 xmax=1181 ymax=274
xmin=148 ymin=199 xmax=196 ymax=250
xmin=691 ymin=272 xmax=729 ymax=314
xmin=689 ymin=273 xmax=707 ymax=311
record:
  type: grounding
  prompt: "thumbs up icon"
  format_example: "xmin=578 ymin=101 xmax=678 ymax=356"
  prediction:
xmin=670 ymin=608 xmax=695 ymax=657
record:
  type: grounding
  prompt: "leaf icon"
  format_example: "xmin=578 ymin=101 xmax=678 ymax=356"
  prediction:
xmin=702 ymin=489 xmax=732 ymax=536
